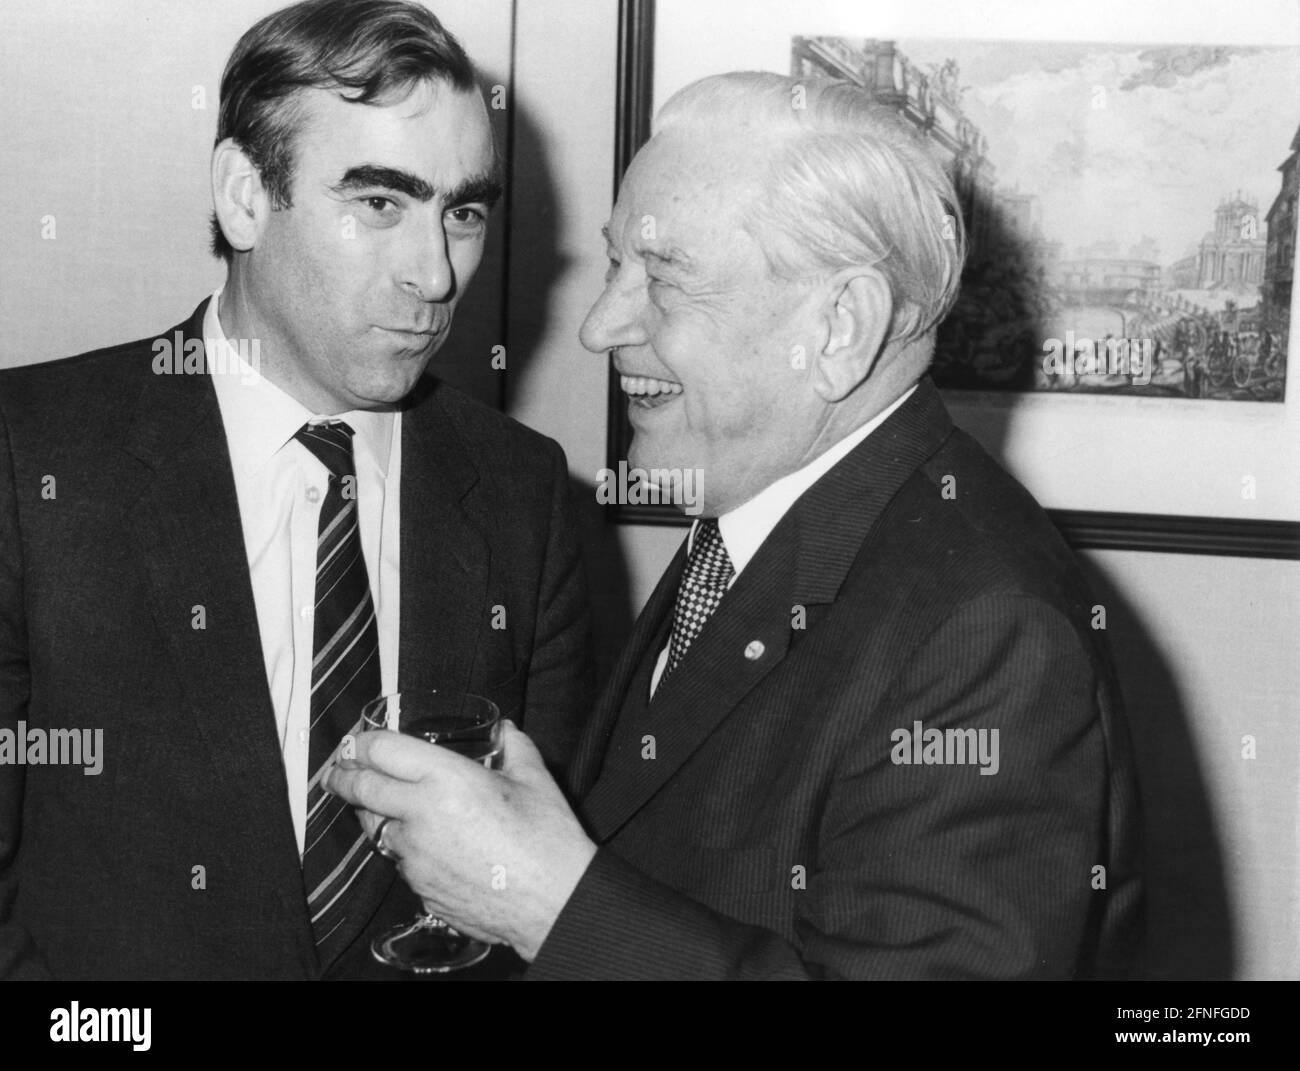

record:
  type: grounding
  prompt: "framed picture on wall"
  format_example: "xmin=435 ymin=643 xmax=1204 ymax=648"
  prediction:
xmin=604 ymin=0 xmax=1300 ymax=559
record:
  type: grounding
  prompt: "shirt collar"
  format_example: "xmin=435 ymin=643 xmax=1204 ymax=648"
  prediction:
xmin=706 ymin=384 xmax=918 ymax=577
xmin=204 ymin=288 xmax=394 ymax=478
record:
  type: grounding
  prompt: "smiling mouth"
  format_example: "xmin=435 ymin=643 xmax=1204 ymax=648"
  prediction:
xmin=620 ymin=374 xmax=682 ymax=409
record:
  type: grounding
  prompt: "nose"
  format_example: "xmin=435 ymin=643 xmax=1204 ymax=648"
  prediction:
xmin=579 ymin=269 xmax=649 ymax=356
xmin=398 ymin=211 xmax=456 ymax=304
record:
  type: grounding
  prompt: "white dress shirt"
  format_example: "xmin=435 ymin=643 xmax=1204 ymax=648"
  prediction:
xmin=649 ymin=385 xmax=916 ymax=696
xmin=205 ymin=290 xmax=402 ymax=855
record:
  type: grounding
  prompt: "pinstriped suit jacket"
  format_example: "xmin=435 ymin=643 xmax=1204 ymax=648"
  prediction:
xmin=530 ymin=377 xmax=1143 ymax=980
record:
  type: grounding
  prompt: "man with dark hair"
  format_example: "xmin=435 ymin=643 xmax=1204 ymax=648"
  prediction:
xmin=0 ymin=0 xmax=592 ymax=980
xmin=208 ymin=0 xmax=483 ymax=263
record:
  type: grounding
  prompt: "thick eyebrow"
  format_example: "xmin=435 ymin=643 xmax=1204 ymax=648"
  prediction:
xmin=333 ymin=165 xmax=434 ymax=201
xmin=445 ymin=173 xmax=503 ymax=210
xmin=332 ymin=165 xmax=502 ymax=209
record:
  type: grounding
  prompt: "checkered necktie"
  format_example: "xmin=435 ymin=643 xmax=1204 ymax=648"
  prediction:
xmin=295 ymin=421 xmax=382 ymax=959
xmin=662 ymin=519 xmax=734 ymax=683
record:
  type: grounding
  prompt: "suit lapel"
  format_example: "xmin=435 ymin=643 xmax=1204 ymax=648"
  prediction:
xmin=121 ymin=301 xmax=317 ymax=969
xmin=396 ymin=377 xmax=489 ymax=695
xmin=580 ymin=379 xmax=954 ymax=841
xmin=567 ymin=540 xmax=684 ymax=799
xmin=580 ymin=525 xmax=800 ymax=841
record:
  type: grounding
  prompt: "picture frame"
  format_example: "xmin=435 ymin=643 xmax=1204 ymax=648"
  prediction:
xmin=603 ymin=0 xmax=1300 ymax=559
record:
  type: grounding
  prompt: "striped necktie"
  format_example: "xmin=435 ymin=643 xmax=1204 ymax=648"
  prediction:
xmin=295 ymin=420 xmax=382 ymax=960
xmin=661 ymin=519 xmax=734 ymax=685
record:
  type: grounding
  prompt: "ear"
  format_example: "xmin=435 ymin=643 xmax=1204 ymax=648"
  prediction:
xmin=211 ymin=138 xmax=266 ymax=255
xmin=811 ymin=270 xmax=894 ymax=403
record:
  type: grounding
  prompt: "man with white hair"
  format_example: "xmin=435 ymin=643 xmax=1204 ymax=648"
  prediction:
xmin=329 ymin=72 xmax=1144 ymax=980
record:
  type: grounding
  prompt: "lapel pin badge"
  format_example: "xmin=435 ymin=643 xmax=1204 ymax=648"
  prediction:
xmin=744 ymin=640 xmax=765 ymax=661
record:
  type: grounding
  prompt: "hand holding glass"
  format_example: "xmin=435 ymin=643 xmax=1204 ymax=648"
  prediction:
xmin=360 ymin=690 xmax=502 ymax=973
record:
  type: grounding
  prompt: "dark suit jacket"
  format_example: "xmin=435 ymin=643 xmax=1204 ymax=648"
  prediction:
xmin=0 ymin=299 xmax=593 ymax=980
xmin=530 ymin=378 xmax=1142 ymax=980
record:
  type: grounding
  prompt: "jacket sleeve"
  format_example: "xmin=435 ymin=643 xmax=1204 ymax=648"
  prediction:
xmin=527 ymin=595 xmax=1115 ymax=980
xmin=519 ymin=439 xmax=595 ymax=781
xmin=0 ymin=395 xmax=53 ymax=979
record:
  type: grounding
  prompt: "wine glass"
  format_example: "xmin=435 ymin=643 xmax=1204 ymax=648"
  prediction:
xmin=361 ymin=690 xmax=502 ymax=973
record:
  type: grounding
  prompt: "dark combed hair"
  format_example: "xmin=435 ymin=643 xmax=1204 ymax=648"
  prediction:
xmin=210 ymin=0 xmax=477 ymax=261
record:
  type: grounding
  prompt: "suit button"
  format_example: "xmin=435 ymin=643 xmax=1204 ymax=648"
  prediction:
xmin=744 ymin=640 xmax=765 ymax=660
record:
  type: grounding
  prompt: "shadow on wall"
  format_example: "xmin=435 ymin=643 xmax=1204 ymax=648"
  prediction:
xmin=933 ymin=182 xmax=1056 ymax=395
xmin=1078 ymin=556 xmax=1234 ymax=979
xmin=425 ymin=67 xmax=513 ymax=408
xmin=938 ymin=187 xmax=1234 ymax=975
xmin=936 ymin=182 xmax=1027 ymax=466
xmin=494 ymin=76 xmax=635 ymax=692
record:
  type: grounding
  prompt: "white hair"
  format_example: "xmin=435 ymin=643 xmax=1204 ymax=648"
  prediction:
xmin=654 ymin=72 xmax=966 ymax=344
